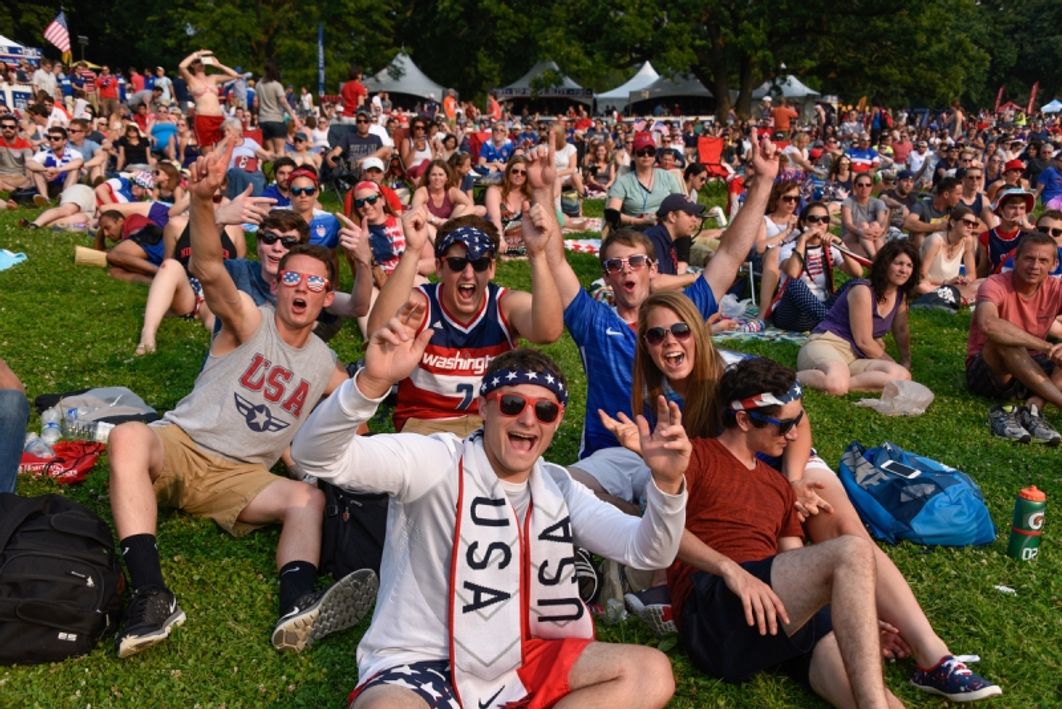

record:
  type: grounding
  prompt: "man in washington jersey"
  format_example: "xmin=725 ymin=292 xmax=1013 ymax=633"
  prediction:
xmin=366 ymin=144 xmax=563 ymax=435
xmin=105 ymin=139 xmax=375 ymax=659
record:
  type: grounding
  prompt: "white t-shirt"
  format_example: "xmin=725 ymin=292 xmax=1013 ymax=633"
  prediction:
xmin=554 ymin=142 xmax=578 ymax=171
xmin=779 ymin=239 xmax=844 ymax=301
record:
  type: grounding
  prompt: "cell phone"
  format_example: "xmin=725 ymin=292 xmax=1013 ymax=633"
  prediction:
xmin=880 ymin=459 xmax=921 ymax=479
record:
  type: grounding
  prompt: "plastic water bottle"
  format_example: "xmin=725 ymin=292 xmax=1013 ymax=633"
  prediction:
xmin=62 ymin=413 xmax=115 ymax=443
xmin=40 ymin=407 xmax=62 ymax=445
xmin=1007 ymin=485 xmax=1046 ymax=562
xmin=24 ymin=432 xmax=55 ymax=459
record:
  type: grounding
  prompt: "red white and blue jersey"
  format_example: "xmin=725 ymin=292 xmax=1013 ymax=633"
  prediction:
xmin=393 ymin=282 xmax=515 ymax=430
xmin=980 ymin=226 xmax=1023 ymax=274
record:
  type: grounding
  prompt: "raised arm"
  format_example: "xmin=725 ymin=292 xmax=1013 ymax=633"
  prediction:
xmin=365 ymin=207 xmax=431 ymax=334
xmin=703 ymin=137 xmax=780 ymax=301
xmin=328 ymin=212 xmax=374 ymax=318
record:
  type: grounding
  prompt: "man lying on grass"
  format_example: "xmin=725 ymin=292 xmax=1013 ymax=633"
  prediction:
xmin=292 ymin=339 xmax=689 ymax=709
xmin=106 ymin=138 xmax=377 ymax=659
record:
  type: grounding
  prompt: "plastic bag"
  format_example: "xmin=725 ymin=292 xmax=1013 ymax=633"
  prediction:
xmin=856 ymin=380 xmax=934 ymax=416
xmin=718 ymin=293 xmax=751 ymax=319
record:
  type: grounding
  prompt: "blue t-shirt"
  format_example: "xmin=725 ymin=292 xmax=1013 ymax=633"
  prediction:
xmin=224 ymin=258 xmax=272 ymax=306
xmin=261 ymin=184 xmax=291 ymax=207
xmin=151 ymin=122 xmax=179 ymax=151
xmin=479 ymin=140 xmax=513 ymax=166
xmin=308 ymin=211 xmax=340 ymax=249
xmin=1037 ymin=166 xmax=1062 ymax=204
xmin=563 ymin=277 xmax=718 ymax=457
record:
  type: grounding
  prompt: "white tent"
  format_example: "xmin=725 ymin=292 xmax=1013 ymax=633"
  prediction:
xmin=364 ymin=52 xmax=445 ymax=101
xmin=1041 ymin=99 xmax=1062 ymax=114
xmin=627 ymin=74 xmax=713 ymax=110
xmin=751 ymin=74 xmax=820 ymax=100
xmin=496 ymin=60 xmax=592 ymax=104
xmin=0 ymin=35 xmax=41 ymax=111
xmin=596 ymin=61 xmax=660 ymax=113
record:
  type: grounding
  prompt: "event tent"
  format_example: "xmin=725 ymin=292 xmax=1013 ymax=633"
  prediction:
xmin=363 ymin=52 xmax=445 ymax=102
xmin=1041 ymin=99 xmax=1062 ymax=114
xmin=596 ymin=61 xmax=660 ymax=113
xmin=627 ymin=73 xmax=713 ymax=114
xmin=751 ymin=74 xmax=820 ymax=100
xmin=495 ymin=60 xmax=592 ymax=105
xmin=0 ymin=35 xmax=41 ymax=111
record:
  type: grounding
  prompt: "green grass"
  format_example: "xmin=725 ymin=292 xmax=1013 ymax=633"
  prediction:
xmin=1 ymin=198 xmax=1060 ymax=708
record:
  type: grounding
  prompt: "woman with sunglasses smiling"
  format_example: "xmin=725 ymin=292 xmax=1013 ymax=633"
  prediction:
xmin=915 ymin=205 xmax=980 ymax=301
xmin=752 ymin=180 xmax=804 ymax=326
xmin=606 ymin=131 xmax=684 ymax=229
xmin=770 ymin=201 xmax=865 ymax=332
xmin=485 ymin=155 xmax=534 ymax=255
xmin=399 ymin=117 xmax=434 ymax=180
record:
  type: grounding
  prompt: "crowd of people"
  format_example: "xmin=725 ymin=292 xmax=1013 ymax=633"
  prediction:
xmin=6 ymin=48 xmax=1062 ymax=707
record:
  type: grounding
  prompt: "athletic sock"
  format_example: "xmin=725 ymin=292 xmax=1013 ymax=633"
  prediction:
xmin=120 ymin=533 xmax=166 ymax=592
xmin=278 ymin=560 xmax=318 ymax=615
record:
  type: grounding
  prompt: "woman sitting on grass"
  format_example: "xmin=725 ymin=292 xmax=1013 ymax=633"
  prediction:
xmin=589 ymin=290 xmax=1001 ymax=703
xmin=915 ymin=205 xmax=979 ymax=302
xmin=484 ymin=155 xmax=532 ymax=255
xmin=410 ymin=159 xmax=475 ymax=241
xmin=797 ymin=239 xmax=919 ymax=395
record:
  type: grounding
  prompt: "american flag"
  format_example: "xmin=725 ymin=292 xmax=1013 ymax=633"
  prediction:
xmin=43 ymin=12 xmax=71 ymax=54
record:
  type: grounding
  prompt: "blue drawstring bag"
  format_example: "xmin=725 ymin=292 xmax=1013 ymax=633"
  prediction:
xmin=838 ymin=441 xmax=996 ymax=546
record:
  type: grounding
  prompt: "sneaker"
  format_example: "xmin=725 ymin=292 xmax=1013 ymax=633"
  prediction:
xmin=271 ymin=568 xmax=378 ymax=652
xmin=988 ymin=404 xmax=1031 ymax=443
xmin=573 ymin=548 xmax=601 ymax=605
xmin=707 ymin=205 xmax=728 ymax=227
xmin=736 ymin=318 xmax=765 ymax=333
xmin=911 ymin=655 xmax=1002 ymax=702
xmin=115 ymin=587 xmax=186 ymax=658
xmin=624 ymin=588 xmax=677 ymax=636
xmin=1019 ymin=405 xmax=1062 ymax=446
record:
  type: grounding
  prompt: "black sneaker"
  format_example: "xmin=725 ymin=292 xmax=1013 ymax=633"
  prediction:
xmin=116 ymin=587 xmax=186 ymax=658
xmin=1019 ymin=405 xmax=1062 ymax=445
xmin=271 ymin=568 xmax=378 ymax=652
xmin=988 ymin=404 xmax=1031 ymax=443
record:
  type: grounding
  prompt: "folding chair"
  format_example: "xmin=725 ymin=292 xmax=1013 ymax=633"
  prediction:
xmin=696 ymin=136 xmax=731 ymax=180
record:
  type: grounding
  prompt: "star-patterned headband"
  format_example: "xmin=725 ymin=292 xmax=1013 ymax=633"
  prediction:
xmin=435 ymin=225 xmax=495 ymax=259
xmin=729 ymin=381 xmax=803 ymax=411
xmin=480 ymin=367 xmax=568 ymax=405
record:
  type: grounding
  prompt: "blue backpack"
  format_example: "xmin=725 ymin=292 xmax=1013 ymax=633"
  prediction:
xmin=838 ymin=441 xmax=997 ymax=547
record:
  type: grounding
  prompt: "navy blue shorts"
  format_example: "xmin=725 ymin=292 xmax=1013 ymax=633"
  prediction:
xmin=680 ymin=556 xmax=833 ymax=685
xmin=348 ymin=660 xmax=459 ymax=709
xmin=966 ymin=352 xmax=1053 ymax=401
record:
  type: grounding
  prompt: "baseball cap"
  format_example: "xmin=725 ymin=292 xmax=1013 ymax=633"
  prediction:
xmin=293 ymin=131 xmax=308 ymax=141
xmin=1003 ymin=159 xmax=1025 ymax=172
xmin=632 ymin=132 xmax=655 ymax=153
xmin=897 ymin=169 xmax=915 ymax=180
xmin=361 ymin=157 xmax=385 ymax=172
xmin=131 ymin=171 xmax=154 ymax=189
xmin=656 ymin=194 xmax=706 ymax=219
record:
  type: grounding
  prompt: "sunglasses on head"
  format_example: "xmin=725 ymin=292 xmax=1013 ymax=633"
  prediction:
xmin=278 ymin=270 xmax=330 ymax=292
xmin=1038 ymin=225 xmax=1062 ymax=238
xmin=747 ymin=408 xmax=804 ymax=436
xmin=258 ymin=231 xmax=300 ymax=248
xmin=354 ymin=193 xmax=380 ymax=208
xmin=643 ymin=322 xmax=692 ymax=345
xmin=444 ymin=255 xmax=492 ymax=272
xmin=635 ymin=148 xmax=656 ymax=158
xmin=485 ymin=391 xmax=563 ymax=423
xmin=805 ymin=214 xmax=830 ymax=225
xmin=602 ymin=254 xmax=651 ymax=273
xmin=290 ymin=186 xmax=317 ymax=197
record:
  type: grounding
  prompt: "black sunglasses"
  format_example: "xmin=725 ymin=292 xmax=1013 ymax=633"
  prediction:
xmin=444 ymin=256 xmax=492 ymax=272
xmin=354 ymin=194 xmax=380 ymax=208
xmin=643 ymin=322 xmax=692 ymax=345
xmin=805 ymin=214 xmax=830 ymax=225
xmin=485 ymin=391 xmax=562 ymax=423
xmin=747 ymin=408 xmax=804 ymax=436
xmin=635 ymin=148 xmax=656 ymax=158
xmin=290 ymin=186 xmax=317 ymax=197
xmin=48 ymin=135 xmax=65 ymax=141
xmin=258 ymin=231 xmax=300 ymax=248
xmin=780 ymin=195 xmax=799 ymax=203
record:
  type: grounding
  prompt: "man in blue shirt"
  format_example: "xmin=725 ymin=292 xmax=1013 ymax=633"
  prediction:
xmin=477 ymin=123 xmax=513 ymax=177
xmin=1036 ymin=149 xmax=1062 ymax=209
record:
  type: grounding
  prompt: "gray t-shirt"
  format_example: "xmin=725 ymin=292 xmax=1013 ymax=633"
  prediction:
xmin=160 ymin=307 xmax=336 ymax=468
xmin=257 ymin=80 xmax=286 ymax=123
xmin=912 ymin=198 xmax=950 ymax=234
xmin=842 ymin=196 xmax=887 ymax=239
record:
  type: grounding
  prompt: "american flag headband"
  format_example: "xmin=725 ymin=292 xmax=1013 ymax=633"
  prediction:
xmin=479 ymin=368 xmax=568 ymax=405
xmin=729 ymin=382 xmax=803 ymax=411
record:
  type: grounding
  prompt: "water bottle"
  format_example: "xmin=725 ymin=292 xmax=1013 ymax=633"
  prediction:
xmin=62 ymin=413 xmax=115 ymax=443
xmin=24 ymin=432 xmax=55 ymax=459
xmin=1007 ymin=485 xmax=1046 ymax=562
xmin=40 ymin=407 xmax=62 ymax=445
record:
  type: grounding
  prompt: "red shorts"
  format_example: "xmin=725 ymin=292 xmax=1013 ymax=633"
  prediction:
xmin=517 ymin=637 xmax=593 ymax=709
xmin=195 ymin=114 xmax=225 ymax=150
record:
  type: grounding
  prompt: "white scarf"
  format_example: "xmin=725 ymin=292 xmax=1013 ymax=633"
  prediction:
xmin=449 ymin=435 xmax=594 ymax=708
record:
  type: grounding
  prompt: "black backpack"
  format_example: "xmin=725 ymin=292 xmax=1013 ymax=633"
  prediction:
xmin=318 ymin=481 xmax=388 ymax=580
xmin=0 ymin=493 xmax=124 ymax=664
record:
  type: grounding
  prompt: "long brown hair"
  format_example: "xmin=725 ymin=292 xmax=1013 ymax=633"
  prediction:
xmin=501 ymin=155 xmax=532 ymax=202
xmin=632 ymin=292 xmax=725 ymax=439
xmin=418 ymin=159 xmax=456 ymax=190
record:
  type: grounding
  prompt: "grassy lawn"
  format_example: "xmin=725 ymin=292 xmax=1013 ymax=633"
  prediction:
xmin=0 ymin=196 xmax=1059 ymax=708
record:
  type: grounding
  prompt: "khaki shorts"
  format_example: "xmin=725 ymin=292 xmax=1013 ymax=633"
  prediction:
xmin=797 ymin=331 xmax=877 ymax=375
xmin=400 ymin=414 xmax=483 ymax=437
xmin=150 ymin=424 xmax=279 ymax=537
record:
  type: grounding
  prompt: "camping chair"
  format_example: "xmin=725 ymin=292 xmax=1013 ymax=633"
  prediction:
xmin=696 ymin=136 xmax=730 ymax=180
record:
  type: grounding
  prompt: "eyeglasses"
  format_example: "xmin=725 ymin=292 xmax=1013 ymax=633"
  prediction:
xmin=643 ymin=322 xmax=692 ymax=345
xmin=805 ymin=214 xmax=830 ymax=225
xmin=294 ymin=137 xmax=306 ymax=142
xmin=354 ymin=193 xmax=380 ymax=208
xmin=413 ymin=125 xmax=426 ymax=131
xmin=485 ymin=391 xmax=563 ymax=423
xmin=855 ymin=182 xmax=873 ymax=188
xmin=747 ymin=408 xmax=804 ymax=436
xmin=509 ymin=169 xmax=526 ymax=176
xmin=278 ymin=270 xmax=330 ymax=292
xmin=602 ymin=254 xmax=651 ymax=273
xmin=258 ymin=231 xmax=300 ymax=248
xmin=635 ymin=148 xmax=656 ymax=158
xmin=355 ymin=118 xmax=369 ymax=124
xmin=964 ymin=173 xmax=983 ymax=179
xmin=1038 ymin=226 xmax=1062 ymax=238
xmin=48 ymin=135 xmax=65 ymax=141
xmin=68 ymin=128 xmax=83 ymax=134
xmin=959 ymin=219 xmax=980 ymax=229
xmin=780 ymin=195 xmax=799 ymax=203
xmin=444 ymin=256 xmax=492 ymax=272
xmin=290 ymin=186 xmax=317 ymax=197
xmin=0 ymin=124 xmax=16 ymax=130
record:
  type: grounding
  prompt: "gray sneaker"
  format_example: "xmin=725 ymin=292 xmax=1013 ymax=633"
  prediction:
xmin=1019 ymin=405 xmax=1062 ymax=446
xmin=988 ymin=404 xmax=1031 ymax=443
xmin=271 ymin=568 xmax=378 ymax=652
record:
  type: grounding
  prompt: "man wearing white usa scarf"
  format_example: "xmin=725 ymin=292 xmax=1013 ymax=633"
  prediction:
xmin=292 ymin=302 xmax=689 ymax=709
